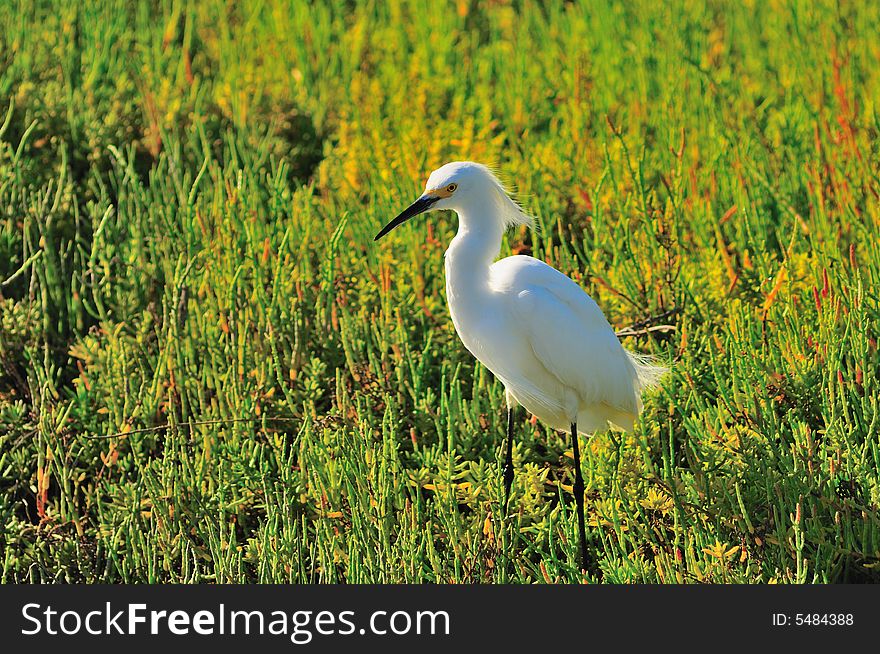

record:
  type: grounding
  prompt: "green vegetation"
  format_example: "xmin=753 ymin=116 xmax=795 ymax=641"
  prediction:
xmin=1 ymin=0 xmax=879 ymax=583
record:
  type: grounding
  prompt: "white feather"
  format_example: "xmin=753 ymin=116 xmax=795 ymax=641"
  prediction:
xmin=421 ymin=161 xmax=666 ymax=435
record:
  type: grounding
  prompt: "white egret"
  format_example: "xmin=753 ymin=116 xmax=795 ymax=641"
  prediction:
xmin=375 ymin=161 xmax=666 ymax=573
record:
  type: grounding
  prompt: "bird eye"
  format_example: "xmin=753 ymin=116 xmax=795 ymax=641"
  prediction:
xmin=447 ymin=184 xmax=457 ymax=193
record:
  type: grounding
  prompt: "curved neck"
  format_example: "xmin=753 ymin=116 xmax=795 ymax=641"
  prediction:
xmin=444 ymin=197 xmax=505 ymax=298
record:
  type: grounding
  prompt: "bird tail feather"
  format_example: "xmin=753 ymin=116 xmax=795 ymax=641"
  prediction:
xmin=626 ymin=350 xmax=669 ymax=393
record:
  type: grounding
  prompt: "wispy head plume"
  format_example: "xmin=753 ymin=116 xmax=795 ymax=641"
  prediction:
xmin=479 ymin=164 xmax=536 ymax=231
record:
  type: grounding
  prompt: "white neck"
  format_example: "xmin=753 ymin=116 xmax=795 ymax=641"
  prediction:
xmin=444 ymin=195 xmax=506 ymax=303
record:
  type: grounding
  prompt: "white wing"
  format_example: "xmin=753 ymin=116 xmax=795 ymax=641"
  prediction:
xmin=490 ymin=256 xmax=642 ymax=418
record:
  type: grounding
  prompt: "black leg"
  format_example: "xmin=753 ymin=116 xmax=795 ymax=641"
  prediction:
xmin=570 ymin=422 xmax=589 ymax=574
xmin=503 ymin=405 xmax=515 ymax=507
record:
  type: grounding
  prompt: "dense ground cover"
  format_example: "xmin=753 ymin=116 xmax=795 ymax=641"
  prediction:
xmin=1 ymin=0 xmax=879 ymax=583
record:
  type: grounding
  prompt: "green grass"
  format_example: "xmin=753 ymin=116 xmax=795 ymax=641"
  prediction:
xmin=1 ymin=0 xmax=879 ymax=583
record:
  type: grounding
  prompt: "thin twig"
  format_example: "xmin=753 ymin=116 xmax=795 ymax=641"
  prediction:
xmin=615 ymin=307 xmax=680 ymax=337
xmin=616 ymin=324 xmax=677 ymax=338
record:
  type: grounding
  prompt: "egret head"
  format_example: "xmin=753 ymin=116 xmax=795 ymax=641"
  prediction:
xmin=374 ymin=161 xmax=532 ymax=241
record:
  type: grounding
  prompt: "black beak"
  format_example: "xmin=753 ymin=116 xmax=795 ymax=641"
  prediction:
xmin=374 ymin=195 xmax=438 ymax=241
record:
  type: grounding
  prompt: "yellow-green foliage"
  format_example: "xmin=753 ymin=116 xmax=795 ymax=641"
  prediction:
xmin=1 ymin=0 xmax=879 ymax=583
